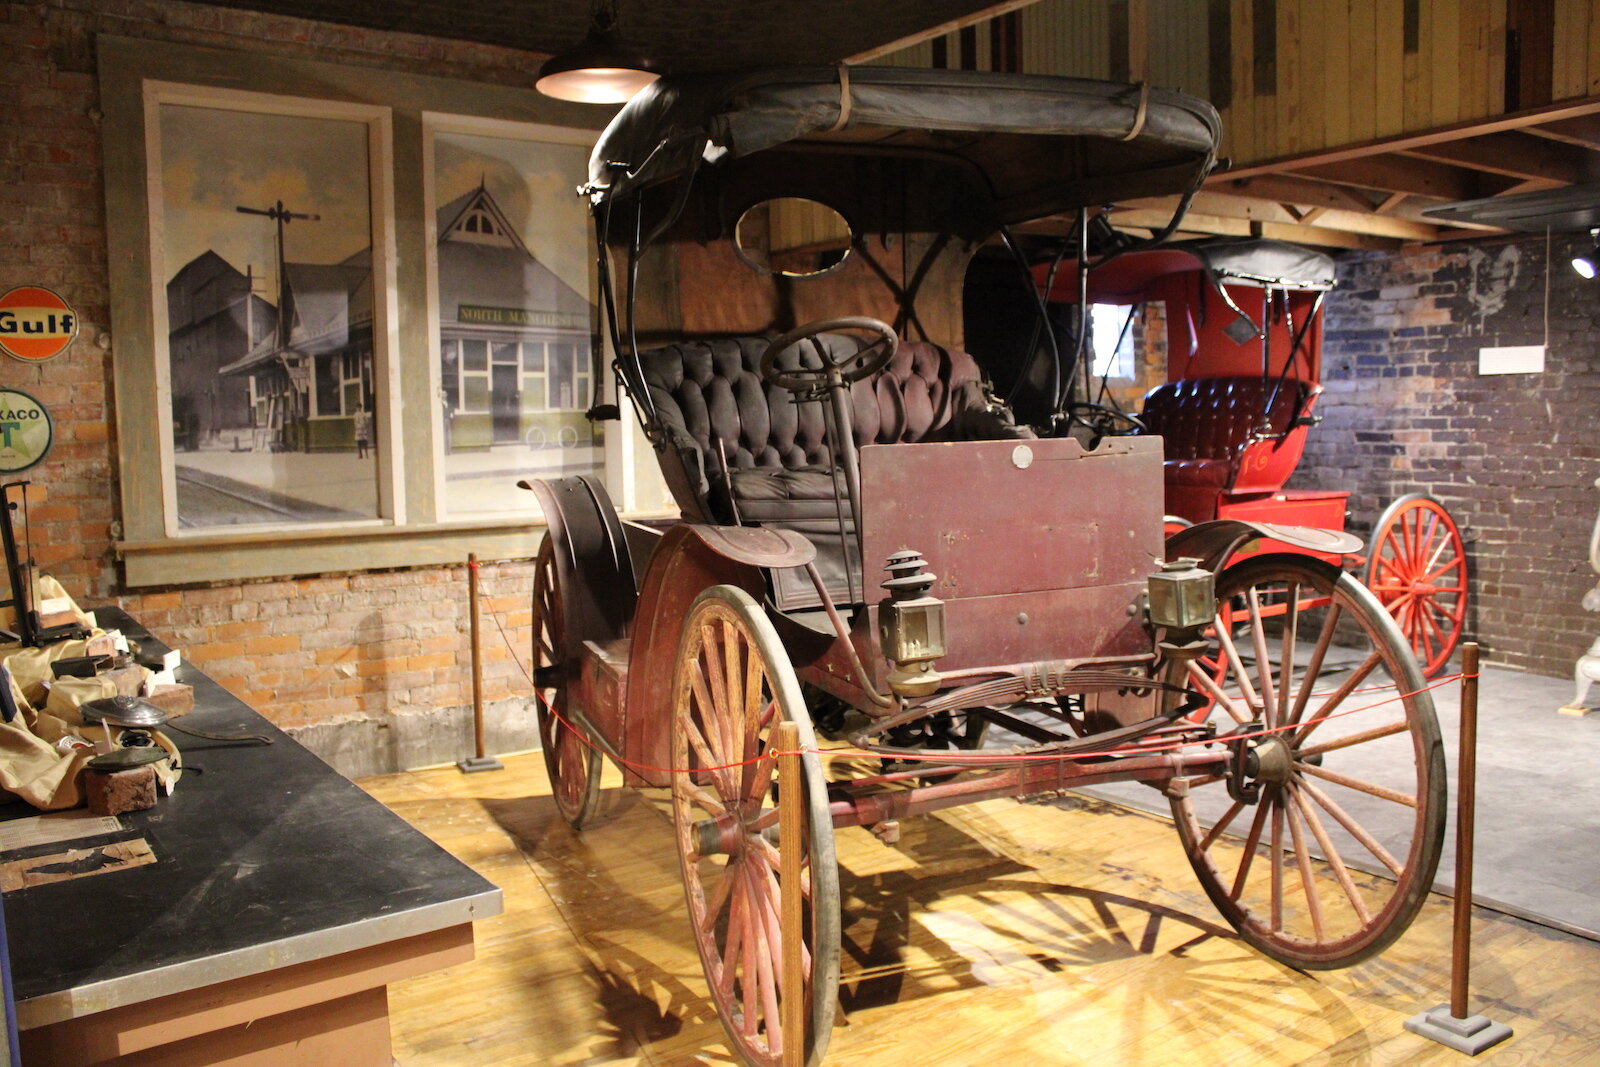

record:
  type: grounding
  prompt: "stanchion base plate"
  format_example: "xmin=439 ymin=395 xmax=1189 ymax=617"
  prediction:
xmin=1404 ymin=1005 xmax=1513 ymax=1055
xmin=456 ymin=756 xmax=505 ymax=774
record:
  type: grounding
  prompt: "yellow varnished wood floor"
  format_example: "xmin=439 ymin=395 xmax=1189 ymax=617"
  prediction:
xmin=360 ymin=754 xmax=1600 ymax=1066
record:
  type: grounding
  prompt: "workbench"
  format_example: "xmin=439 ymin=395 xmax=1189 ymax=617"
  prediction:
xmin=2 ymin=607 xmax=502 ymax=1065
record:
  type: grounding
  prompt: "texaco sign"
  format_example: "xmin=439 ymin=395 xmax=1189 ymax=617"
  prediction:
xmin=0 ymin=389 xmax=53 ymax=473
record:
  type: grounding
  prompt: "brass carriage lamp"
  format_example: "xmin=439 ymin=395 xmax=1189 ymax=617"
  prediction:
xmin=878 ymin=549 xmax=947 ymax=697
xmin=1147 ymin=557 xmax=1215 ymax=630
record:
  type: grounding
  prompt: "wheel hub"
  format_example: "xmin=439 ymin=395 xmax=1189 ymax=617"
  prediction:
xmin=693 ymin=813 xmax=747 ymax=857
xmin=1246 ymin=736 xmax=1294 ymax=784
xmin=1227 ymin=723 xmax=1296 ymax=803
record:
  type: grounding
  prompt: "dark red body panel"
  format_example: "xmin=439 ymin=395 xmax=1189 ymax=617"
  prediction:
xmin=859 ymin=436 xmax=1163 ymax=678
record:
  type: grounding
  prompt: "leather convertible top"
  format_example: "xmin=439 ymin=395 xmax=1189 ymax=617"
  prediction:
xmin=587 ymin=66 xmax=1221 ymax=228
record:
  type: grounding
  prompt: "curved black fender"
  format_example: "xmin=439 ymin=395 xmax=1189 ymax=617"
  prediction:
xmin=1164 ymin=519 xmax=1363 ymax=576
xmin=520 ymin=475 xmax=636 ymax=663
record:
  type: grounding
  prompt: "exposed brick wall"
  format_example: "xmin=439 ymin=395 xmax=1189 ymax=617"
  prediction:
xmin=0 ymin=0 xmax=550 ymax=754
xmin=1293 ymin=233 xmax=1600 ymax=678
xmin=123 ymin=560 xmax=538 ymax=729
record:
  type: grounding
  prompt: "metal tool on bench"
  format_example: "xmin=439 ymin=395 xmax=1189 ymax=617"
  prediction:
xmin=80 ymin=695 xmax=174 ymax=757
xmin=80 ymin=695 xmax=170 ymax=730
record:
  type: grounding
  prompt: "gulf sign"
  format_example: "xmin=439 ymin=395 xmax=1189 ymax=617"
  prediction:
xmin=0 ymin=286 xmax=79 ymax=363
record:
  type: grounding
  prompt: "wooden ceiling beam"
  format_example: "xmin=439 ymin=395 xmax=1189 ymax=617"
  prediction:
xmin=1205 ymin=173 xmax=1381 ymax=212
xmin=1521 ymin=114 xmax=1600 ymax=149
xmin=1292 ymin=154 xmax=1484 ymax=200
xmin=1219 ymin=98 xmax=1600 ymax=181
xmin=1489 ymin=177 xmax=1568 ymax=196
xmin=1398 ymin=131 xmax=1594 ymax=184
xmin=1380 ymin=198 xmax=1507 ymax=232
xmin=1102 ymin=208 xmax=1402 ymax=250
xmin=1293 ymin=208 xmax=1440 ymax=241
xmin=1124 ymin=193 xmax=1441 ymax=241
xmin=1122 ymin=191 xmax=1299 ymax=224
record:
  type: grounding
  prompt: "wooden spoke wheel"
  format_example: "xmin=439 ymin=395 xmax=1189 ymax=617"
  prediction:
xmin=531 ymin=538 xmax=602 ymax=829
xmin=670 ymin=586 xmax=841 ymax=1067
xmin=1168 ymin=554 xmax=1446 ymax=970
xmin=1366 ymin=494 xmax=1468 ymax=677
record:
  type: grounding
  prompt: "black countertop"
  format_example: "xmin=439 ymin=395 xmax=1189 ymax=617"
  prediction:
xmin=3 ymin=607 xmax=501 ymax=1026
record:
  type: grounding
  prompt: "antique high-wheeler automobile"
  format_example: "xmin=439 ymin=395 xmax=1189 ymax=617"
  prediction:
xmin=525 ymin=66 xmax=1445 ymax=1066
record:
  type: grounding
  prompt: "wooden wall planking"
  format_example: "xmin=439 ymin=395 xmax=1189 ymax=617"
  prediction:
xmin=1349 ymin=0 xmax=1379 ymax=142
xmin=1278 ymin=0 xmax=1305 ymax=156
xmin=1323 ymin=0 xmax=1353 ymax=148
xmin=1490 ymin=0 xmax=1510 ymax=107
xmin=1554 ymin=0 xmax=1586 ymax=98
xmin=872 ymin=1 xmax=1600 ymax=166
xmin=1229 ymin=0 xmax=1255 ymax=163
xmin=1150 ymin=0 xmax=1214 ymax=98
xmin=1432 ymin=0 xmax=1463 ymax=126
xmin=1591 ymin=0 xmax=1600 ymax=91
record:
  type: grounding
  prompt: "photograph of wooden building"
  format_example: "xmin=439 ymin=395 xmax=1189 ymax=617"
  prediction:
xmin=431 ymin=128 xmax=601 ymax=515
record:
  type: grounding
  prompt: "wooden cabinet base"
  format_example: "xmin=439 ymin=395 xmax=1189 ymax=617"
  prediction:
xmin=20 ymin=924 xmax=475 ymax=1067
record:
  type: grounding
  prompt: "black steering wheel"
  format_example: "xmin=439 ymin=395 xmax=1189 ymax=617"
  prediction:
xmin=758 ymin=316 xmax=898 ymax=391
xmin=1065 ymin=400 xmax=1146 ymax=437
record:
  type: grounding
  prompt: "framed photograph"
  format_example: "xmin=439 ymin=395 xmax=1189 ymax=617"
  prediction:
xmin=424 ymin=116 xmax=601 ymax=517
xmin=148 ymin=84 xmax=397 ymax=532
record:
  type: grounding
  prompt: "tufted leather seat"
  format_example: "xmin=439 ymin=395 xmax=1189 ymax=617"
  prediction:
xmin=1141 ymin=376 xmax=1320 ymax=523
xmin=641 ymin=334 xmax=1027 ymax=523
xmin=640 ymin=333 xmax=1028 ymax=603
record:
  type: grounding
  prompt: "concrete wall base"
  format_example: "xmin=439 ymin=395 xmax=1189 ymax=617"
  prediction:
xmin=286 ymin=698 xmax=541 ymax=779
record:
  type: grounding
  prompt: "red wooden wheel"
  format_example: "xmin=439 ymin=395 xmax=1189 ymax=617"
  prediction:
xmin=1168 ymin=554 xmax=1446 ymax=969
xmin=670 ymin=586 xmax=840 ymax=1067
xmin=531 ymin=537 xmax=602 ymax=828
xmin=1365 ymin=494 xmax=1467 ymax=677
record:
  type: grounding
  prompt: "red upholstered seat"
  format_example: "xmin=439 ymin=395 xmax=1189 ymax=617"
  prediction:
xmin=1141 ymin=376 xmax=1320 ymax=523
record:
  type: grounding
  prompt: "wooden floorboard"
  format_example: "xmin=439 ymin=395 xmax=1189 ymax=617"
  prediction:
xmin=360 ymin=754 xmax=1597 ymax=1066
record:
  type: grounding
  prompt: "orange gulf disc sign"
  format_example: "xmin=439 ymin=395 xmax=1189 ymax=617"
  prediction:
xmin=0 ymin=286 xmax=79 ymax=363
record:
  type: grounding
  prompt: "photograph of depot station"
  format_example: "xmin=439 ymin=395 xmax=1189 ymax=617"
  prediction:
xmin=3 ymin=1 xmax=1599 ymax=1064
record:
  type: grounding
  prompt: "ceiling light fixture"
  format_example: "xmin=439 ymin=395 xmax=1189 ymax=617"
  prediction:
xmin=535 ymin=0 xmax=659 ymax=105
xmin=1572 ymin=228 xmax=1600 ymax=279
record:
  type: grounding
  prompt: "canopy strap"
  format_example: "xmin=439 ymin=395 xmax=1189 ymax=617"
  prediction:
xmin=1119 ymin=81 xmax=1150 ymax=141
xmin=828 ymin=63 xmax=854 ymax=132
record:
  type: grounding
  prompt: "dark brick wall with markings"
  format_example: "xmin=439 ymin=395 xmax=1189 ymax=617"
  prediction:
xmin=1290 ymin=233 xmax=1600 ymax=679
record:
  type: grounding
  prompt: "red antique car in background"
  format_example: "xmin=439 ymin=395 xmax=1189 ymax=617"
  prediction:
xmin=1035 ymin=238 xmax=1468 ymax=676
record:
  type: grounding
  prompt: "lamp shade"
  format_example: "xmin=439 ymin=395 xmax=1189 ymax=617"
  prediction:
xmin=536 ymin=27 xmax=658 ymax=104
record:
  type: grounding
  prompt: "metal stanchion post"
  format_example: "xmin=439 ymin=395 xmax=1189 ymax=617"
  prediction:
xmin=1404 ymin=643 xmax=1510 ymax=1054
xmin=458 ymin=553 xmax=504 ymax=774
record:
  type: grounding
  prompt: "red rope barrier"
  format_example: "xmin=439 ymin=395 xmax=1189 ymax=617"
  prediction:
xmin=483 ymin=581 xmax=1468 ymax=776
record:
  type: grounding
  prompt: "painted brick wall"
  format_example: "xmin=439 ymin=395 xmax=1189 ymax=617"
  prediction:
xmin=0 ymin=0 xmax=550 ymax=769
xmin=1293 ymin=233 xmax=1600 ymax=679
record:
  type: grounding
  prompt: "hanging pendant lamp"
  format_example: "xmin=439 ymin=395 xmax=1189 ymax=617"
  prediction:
xmin=536 ymin=0 xmax=659 ymax=104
